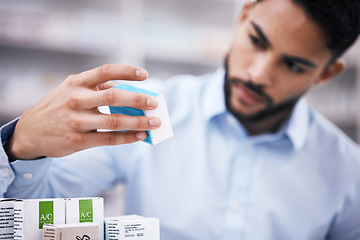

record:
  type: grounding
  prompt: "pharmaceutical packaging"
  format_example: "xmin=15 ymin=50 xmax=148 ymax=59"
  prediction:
xmin=104 ymin=215 xmax=159 ymax=240
xmin=0 ymin=199 xmax=15 ymax=240
xmin=65 ymin=197 xmax=104 ymax=240
xmin=109 ymin=84 xmax=173 ymax=145
xmin=13 ymin=199 xmax=66 ymax=240
xmin=42 ymin=222 xmax=98 ymax=240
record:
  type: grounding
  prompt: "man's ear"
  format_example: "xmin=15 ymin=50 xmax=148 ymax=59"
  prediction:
xmin=314 ymin=59 xmax=346 ymax=85
xmin=238 ymin=1 xmax=256 ymax=24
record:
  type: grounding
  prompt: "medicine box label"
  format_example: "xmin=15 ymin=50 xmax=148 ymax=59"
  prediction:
xmin=0 ymin=199 xmax=15 ymax=240
xmin=79 ymin=200 xmax=93 ymax=223
xmin=14 ymin=198 xmax=65 ymax=240
xmin=104 ymin=215 xmax=160 ymax=240
xmin=65 ymin=198 xmax=103 ymax=240
xmin=39 ymin=201 xmax=53 ymax=229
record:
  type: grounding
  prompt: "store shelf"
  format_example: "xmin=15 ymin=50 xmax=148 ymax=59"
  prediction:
xmin=0 ymin=0 xmax=238 ymax=117
xmin=0 ymin=0 xmax=359 ymax=143
xmin=140 ymin=22 xmax=232 ymax=66
xmin=0 ymin=6 xmax=124 ymax=57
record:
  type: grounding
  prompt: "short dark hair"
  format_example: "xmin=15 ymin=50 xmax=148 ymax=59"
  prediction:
xmin=257 ymin=0 xmax=360 ymax=60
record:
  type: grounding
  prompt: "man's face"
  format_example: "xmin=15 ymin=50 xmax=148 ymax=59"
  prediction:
xmin=226 ymin=0 xmax=332 ymax=122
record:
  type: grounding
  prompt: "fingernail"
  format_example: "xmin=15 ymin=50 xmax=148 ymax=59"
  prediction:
xmin=149 ymin=118 xmax=161 ymax=127
xmin=136 ymin=132 xmax=147 ymax=139
xmin=136 ymin=69 xmax=148 ymax=79
xmin=147 ymin=97 xmax=158 ymax=109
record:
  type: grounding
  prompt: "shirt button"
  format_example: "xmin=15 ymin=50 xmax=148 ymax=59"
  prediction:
xmin=4 ymin=167 xmax=12 ymax=176
xmin=23 ymin=173 xmax=33 ymax=179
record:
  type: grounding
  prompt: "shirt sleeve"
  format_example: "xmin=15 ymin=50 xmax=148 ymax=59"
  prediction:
xmin=0 ymin=118 xmax=19 ymax=197
xmin=1 ymin=119 xmax=124 ymax=199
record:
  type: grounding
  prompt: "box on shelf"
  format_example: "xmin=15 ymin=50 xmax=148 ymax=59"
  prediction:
xmin=109 ymin=84 xmax=173 ymax=145
xmin=13 ymin=199 xmax=66 ymax=240
xmin=104 ymin=215 xmax=160 ymax=240
xmin=42 ymin=222 xmax=98 ymax=240
xmin=65 ymin=197 xmax=104 ymax=240
xmin=0 ymin=199 xmax=16 ymax=240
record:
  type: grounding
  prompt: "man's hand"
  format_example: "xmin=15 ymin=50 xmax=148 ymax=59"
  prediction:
xmin=9 ymin=64 xmax=161 ymax=159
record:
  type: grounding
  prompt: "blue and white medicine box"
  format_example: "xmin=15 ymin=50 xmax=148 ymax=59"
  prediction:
xmin=109 ymin=84 xmax=173 ymax=145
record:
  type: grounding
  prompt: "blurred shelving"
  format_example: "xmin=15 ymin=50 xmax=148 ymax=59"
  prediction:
xmin=0 ymin=0 xmax=241 ymax=216
xmin=0 ymin=0 xmax=359 ymax=218
xmin=0 ymin=0 xmax=359 ymax=143
xmin=306 ymin=40 xmax=360 ymax=142
xmin=0 ymin=0 xmax=238 ymax=67
xmin=0 ymin=0 xmax=239 ymax=121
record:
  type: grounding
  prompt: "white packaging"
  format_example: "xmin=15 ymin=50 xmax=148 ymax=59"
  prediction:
xmin=144 ymin=93 xmax=174 ymax=145
xmin=42 ymin=222 xmax=98 ymax=240
xmin=104 ymin=215 xmax=160 ymax=240
xmin=65 ymin=197 xmax=104 ymax=240
xmin=109 ymin=84 xmax=173 ymax=145
xmin=0 ymin=199 xmax=15 ymax=240
xmin=13 ymin=199 xmax=66 ymax=240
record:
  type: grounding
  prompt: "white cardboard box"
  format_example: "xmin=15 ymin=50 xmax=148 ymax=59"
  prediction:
xmin=65 ymin=197 xmax=104 ymax=240
xmin=0 ymin=199 xmax=15 ymax=240
xmin=109 ymin=84 xmax=173 ymax=145
xmin=42 ymin=222 xmax=98 ymax=240
xmin=13 ymin=199 xmax=66 ymax=240
xmin=104 ymin=215 xmax=160 ymax=240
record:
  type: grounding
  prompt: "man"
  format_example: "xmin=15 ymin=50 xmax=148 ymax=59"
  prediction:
xmin=1 ymin=0 xmax=360 ymax=239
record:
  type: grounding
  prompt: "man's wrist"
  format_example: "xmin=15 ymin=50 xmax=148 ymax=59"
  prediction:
xmin=4 ymin=139 xmax=18 ymax=162
xmin=4 ymin=138 xmax=46 ymax=162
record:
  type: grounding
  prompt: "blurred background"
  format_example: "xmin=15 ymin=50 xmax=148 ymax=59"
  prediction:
xmin=0 ymin=0 xmax=359 ymax=215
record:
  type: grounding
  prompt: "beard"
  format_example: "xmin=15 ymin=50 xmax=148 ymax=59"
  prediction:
xmin=224 ymin=58 xmax=302 ymax=124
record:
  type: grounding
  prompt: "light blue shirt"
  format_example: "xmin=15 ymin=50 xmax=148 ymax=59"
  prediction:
xmin=1 ymin=68 xmax=360 ymax=240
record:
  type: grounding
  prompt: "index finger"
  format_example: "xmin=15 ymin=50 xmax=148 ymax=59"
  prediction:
xmin=76 ymin=64 xmax=148 ymax=88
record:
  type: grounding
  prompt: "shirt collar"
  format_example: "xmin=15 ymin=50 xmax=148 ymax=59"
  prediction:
xmin=202 ymin=67 xmax=311 ymax=150
xmin=281 ymin=97 xmax=310 ymax=150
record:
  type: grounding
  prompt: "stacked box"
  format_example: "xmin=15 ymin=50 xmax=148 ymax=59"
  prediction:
xmin=13 ymin=199 xmax=66 ymax=240
xmin=109 ymin=84 xmax=173 ymax=145
xmin=104 ymin=215 xmax=160 ymax=240
xmin=42 ymin=222 xmax=98 ymax=240
xmin=0 ymin=199 xmax=15 ymax=240
xmin=65 ymin=198 xmax=104 ymax=240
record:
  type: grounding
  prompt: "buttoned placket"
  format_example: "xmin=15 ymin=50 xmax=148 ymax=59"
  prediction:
xmin=219 ymin=124 xmax=292 ymax=240
xmin=221 ymin=136 xmax=258 ymax=240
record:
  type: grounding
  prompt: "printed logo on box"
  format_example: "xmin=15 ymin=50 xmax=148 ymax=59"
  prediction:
xmin=39 ymin=201 xmax=54 ymax=229
xmin=76 ymin=235 xmax=91 ymax=240
xmin=79 ymin=200 xmax=93 ymax=223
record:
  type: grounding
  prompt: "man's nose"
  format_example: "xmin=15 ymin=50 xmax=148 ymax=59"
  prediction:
xmin=248 ymin=53 xmax=275 ymax=86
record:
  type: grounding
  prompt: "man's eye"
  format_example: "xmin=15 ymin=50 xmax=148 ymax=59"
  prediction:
xmin=249 ymin=35 xmax=265 ymax=49
xmin=285 ymin=60 xmax=305 ymax=74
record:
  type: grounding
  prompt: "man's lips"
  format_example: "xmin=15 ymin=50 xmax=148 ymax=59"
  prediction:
xmin=232 ymin=83 xmax=266 ymax=105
